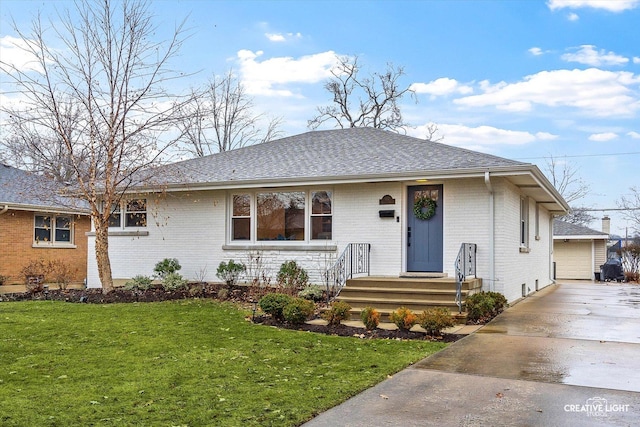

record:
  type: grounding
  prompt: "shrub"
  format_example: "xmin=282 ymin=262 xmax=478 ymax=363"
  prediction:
xmin=389 ymin=307 xmax=417 ymax=331
xmin=465 ymin=291 xmax=508 ymax=322
xmin=217 ymin=288 xmax=229 ymax=300
xmin=283 ymin=298 xmax=316 ymax=324
xmin=47 ymin=259 xmax=75 ymax=290
xmin=360 ymin=306 xmax=380 ymax=330
xmin=216 ymin=259 xmax=246 ymax=286
xmin=277 ymin=260 xmax=309 ymax=291
xmin=259 ymin=293 xmax=294 ymax=322
xmin=418 ymin=308 xmax=455 ymax=336
xmin=322 ymin=301 xmax=351 ymax=326
xmin=153 ymin=258 xmax=182 ymax=279
xmin=162 ymin=272 xmax=188 ymax=291
xmin=20 ymin=259 xmax=46 ymax=292
xmin=124 ymin=275 xmax=153 ymax=291
xmin=298 ymin=285 xmax=324 ymax=302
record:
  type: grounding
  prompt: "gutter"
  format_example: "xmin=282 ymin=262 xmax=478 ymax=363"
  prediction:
xmin=0 ymin=204 xmax=8 ymax=215
xmin=484 ymin=172 xmax=495 ymax=292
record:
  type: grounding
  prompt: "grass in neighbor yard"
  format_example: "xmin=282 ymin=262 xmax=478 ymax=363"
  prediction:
xmin=0 ymin=300 xmax=446 ymax=426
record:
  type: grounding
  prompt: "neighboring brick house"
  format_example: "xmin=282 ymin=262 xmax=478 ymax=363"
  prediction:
xmin=0 ymin=164 xmax=90 ymax=285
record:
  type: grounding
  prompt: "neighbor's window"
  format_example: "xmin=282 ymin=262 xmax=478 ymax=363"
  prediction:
xmin=232 ymin=194 xmax=251 ymax=240
xmin=520 ymin=197 xmax=529 ymax=247
xmin=257 ymin=192 xmax=305 ymax=241
xmin=34 ymin=214 xmax=73 ymax=244
xmin=311 ymin=191 xmax=332 ymax=240
xmin=107 ymin=199 xmax=147 ymax=228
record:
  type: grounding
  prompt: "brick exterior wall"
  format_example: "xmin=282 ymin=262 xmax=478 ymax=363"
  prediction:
xmin=0 ymin=209 xmax=90 ymax=285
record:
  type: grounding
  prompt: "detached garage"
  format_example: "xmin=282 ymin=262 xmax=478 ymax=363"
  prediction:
xmin=553 ymin=220 xmax=609 ymax=280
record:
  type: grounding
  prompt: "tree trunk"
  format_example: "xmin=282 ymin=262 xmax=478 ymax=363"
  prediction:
xmin=94 ymin=222 xmax=114 ymax=293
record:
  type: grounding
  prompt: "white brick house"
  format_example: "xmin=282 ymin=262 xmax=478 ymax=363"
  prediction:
xmin=86 ymin=128 xmax=568 ymax=303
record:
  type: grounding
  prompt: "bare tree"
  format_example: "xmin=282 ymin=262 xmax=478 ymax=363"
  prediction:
xmin=0 ymin=0 xmax=192 ymax=292
xmin=1 ymin=106 xmax=90 ymax=184
xmin=308 ymin=55 xmax=416 ymax=133
xmin=177 ymin=70 xmax=283 ymax=156
xmin=543 ymin=155 xmax=594 ymax=225
xmin=618 ymin=187 xmax=640 ymax=233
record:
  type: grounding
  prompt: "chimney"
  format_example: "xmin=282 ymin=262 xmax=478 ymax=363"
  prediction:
xmin=602 ymin=216 xmax=610 ymax=235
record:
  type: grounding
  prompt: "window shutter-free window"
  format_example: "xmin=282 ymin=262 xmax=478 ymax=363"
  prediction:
xmin=125 ymin=199 xmax=147 ymax=227
xmin=34 ymin=214 xmax=74 ymax=244
xmin=311 ymin=191 xmax=332 ymax=240
xmin=232 ymin=194 xmax=251 ymax=240
xmin=55 ymin=216 xmax=72 ymax=242
xmin=257 ymin=192 xmax=305 ymax=241
xmin=34 ymin=215 xmax=52 ymax=242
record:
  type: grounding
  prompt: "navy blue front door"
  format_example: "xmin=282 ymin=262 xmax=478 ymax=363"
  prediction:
xmin=407 ymin=185 xmax=443 ymax=272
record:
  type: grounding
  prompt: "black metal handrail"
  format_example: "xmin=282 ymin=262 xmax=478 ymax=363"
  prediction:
xmin=325 ymin=243 xmax=370 ymax=302
xmin=455 ymin=243 xmax=477 ymax=313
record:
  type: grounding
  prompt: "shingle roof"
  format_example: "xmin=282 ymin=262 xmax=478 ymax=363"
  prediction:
xmin=553 ymin=219 xmax=608 ymax=237
xmin=0 ymin=164 xmax=86 ymax=212
xmin=152 ymin=127 xmax=528 ymax=186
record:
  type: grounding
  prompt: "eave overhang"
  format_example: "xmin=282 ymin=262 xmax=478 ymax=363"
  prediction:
xmin=116 ymin=163 xmax=570 ymax=215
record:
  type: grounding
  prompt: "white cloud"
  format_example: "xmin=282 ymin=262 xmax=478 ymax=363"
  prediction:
xmin=453 ymin=68 xmax=640 ymax=117
xmin=627 ymin=131 xmax=640 ymax=139
xmin=410 ymin=78 xmax=473 ymax=97
xmin=568 ymin=12 xmax=580 ymax=20
xmin=266 ymin=33 xmax=286 ymax=42
xmin=529 ymin=47 xmax=545 ymax=56
xmin=536 ymin=132 xmax=559 ymax=140
xmin=408 ymin=123 xmax=554 ymax=149
xmin=265 ymin=32 xmax=303 ymax=42
xmin=561 ymin=45 xmax=628 ymax=66
xmin=547 ymin=0 xmax=640 ymax=12
xmin=588 ymin=132 xmax=618 ymax=141
xmin=0 ymin=35 xmax=43 ymax=74
xmin=634 ymin=57 xmax=640 ymax=64
xmin=236 ymin=50 xmax=339 ymax=96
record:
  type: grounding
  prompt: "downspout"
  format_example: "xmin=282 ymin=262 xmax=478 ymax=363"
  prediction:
xmin=484 ymin=172 xmax=495 ymax=292
xmin=0 ymin=205 xmax=8 ymax=215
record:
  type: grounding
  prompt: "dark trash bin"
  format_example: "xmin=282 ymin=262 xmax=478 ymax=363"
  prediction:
xmin=601 ymin=258 xmax=625 ymax=282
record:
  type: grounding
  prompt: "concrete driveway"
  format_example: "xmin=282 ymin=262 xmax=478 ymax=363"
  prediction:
xmin=304 ymin=282 xmax=640 ymax=426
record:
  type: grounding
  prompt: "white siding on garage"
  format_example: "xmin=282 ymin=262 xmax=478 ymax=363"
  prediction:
xmin=554 ymin=241 xmax=593 ymax=280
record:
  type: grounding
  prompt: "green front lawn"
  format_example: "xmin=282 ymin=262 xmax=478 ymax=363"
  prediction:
xmin=0 ymin=300 xmax=446 ymax=426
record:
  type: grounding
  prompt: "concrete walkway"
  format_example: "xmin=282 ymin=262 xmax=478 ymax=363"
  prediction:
xmin=304 ymin=282 xmax=640 ymax=426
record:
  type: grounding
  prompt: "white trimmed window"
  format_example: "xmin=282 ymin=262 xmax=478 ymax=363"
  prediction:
xmin=311 ymin=191 xmax=332 ymax=240
xmin=520 ymin=197 xmax=529 ymax=247
xmin=34 ymin=214 xmax=73 ymax=245
xmin=232 ymin=194 xmax=251 ymax=240
xmin=108 ymin=199 xmax=147 ymax=228
xmin=230 ymin=190 xmax=332 ymax=242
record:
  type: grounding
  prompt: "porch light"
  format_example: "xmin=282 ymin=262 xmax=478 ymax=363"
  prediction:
xmin=416 ymin=179 xmax=429 ymax=182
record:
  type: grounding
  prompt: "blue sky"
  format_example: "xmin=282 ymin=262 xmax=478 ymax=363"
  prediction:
xmin=1 ymin=0 xmax=639 ymax=235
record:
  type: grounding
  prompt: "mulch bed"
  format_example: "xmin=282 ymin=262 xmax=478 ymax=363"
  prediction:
xmin=1 ymin=285 xmax=465 ymax=342
xmin=255 ymin=316 xmax=464 ymax=342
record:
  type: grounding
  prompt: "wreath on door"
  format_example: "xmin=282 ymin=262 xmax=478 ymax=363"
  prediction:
xmin=413 ymin=196 xmax=437 ymax=220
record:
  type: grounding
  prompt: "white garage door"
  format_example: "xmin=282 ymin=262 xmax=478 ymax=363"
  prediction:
xmin=554 ymin=241 xmax=592 ymax=280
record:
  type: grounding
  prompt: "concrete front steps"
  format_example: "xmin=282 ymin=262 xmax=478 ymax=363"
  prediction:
xmin=335 ymin=275 xmax=483 ymax=323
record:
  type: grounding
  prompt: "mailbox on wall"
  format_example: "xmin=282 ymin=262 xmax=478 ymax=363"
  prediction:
xmin=379 ymin=210 xmax=395 ymax=218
